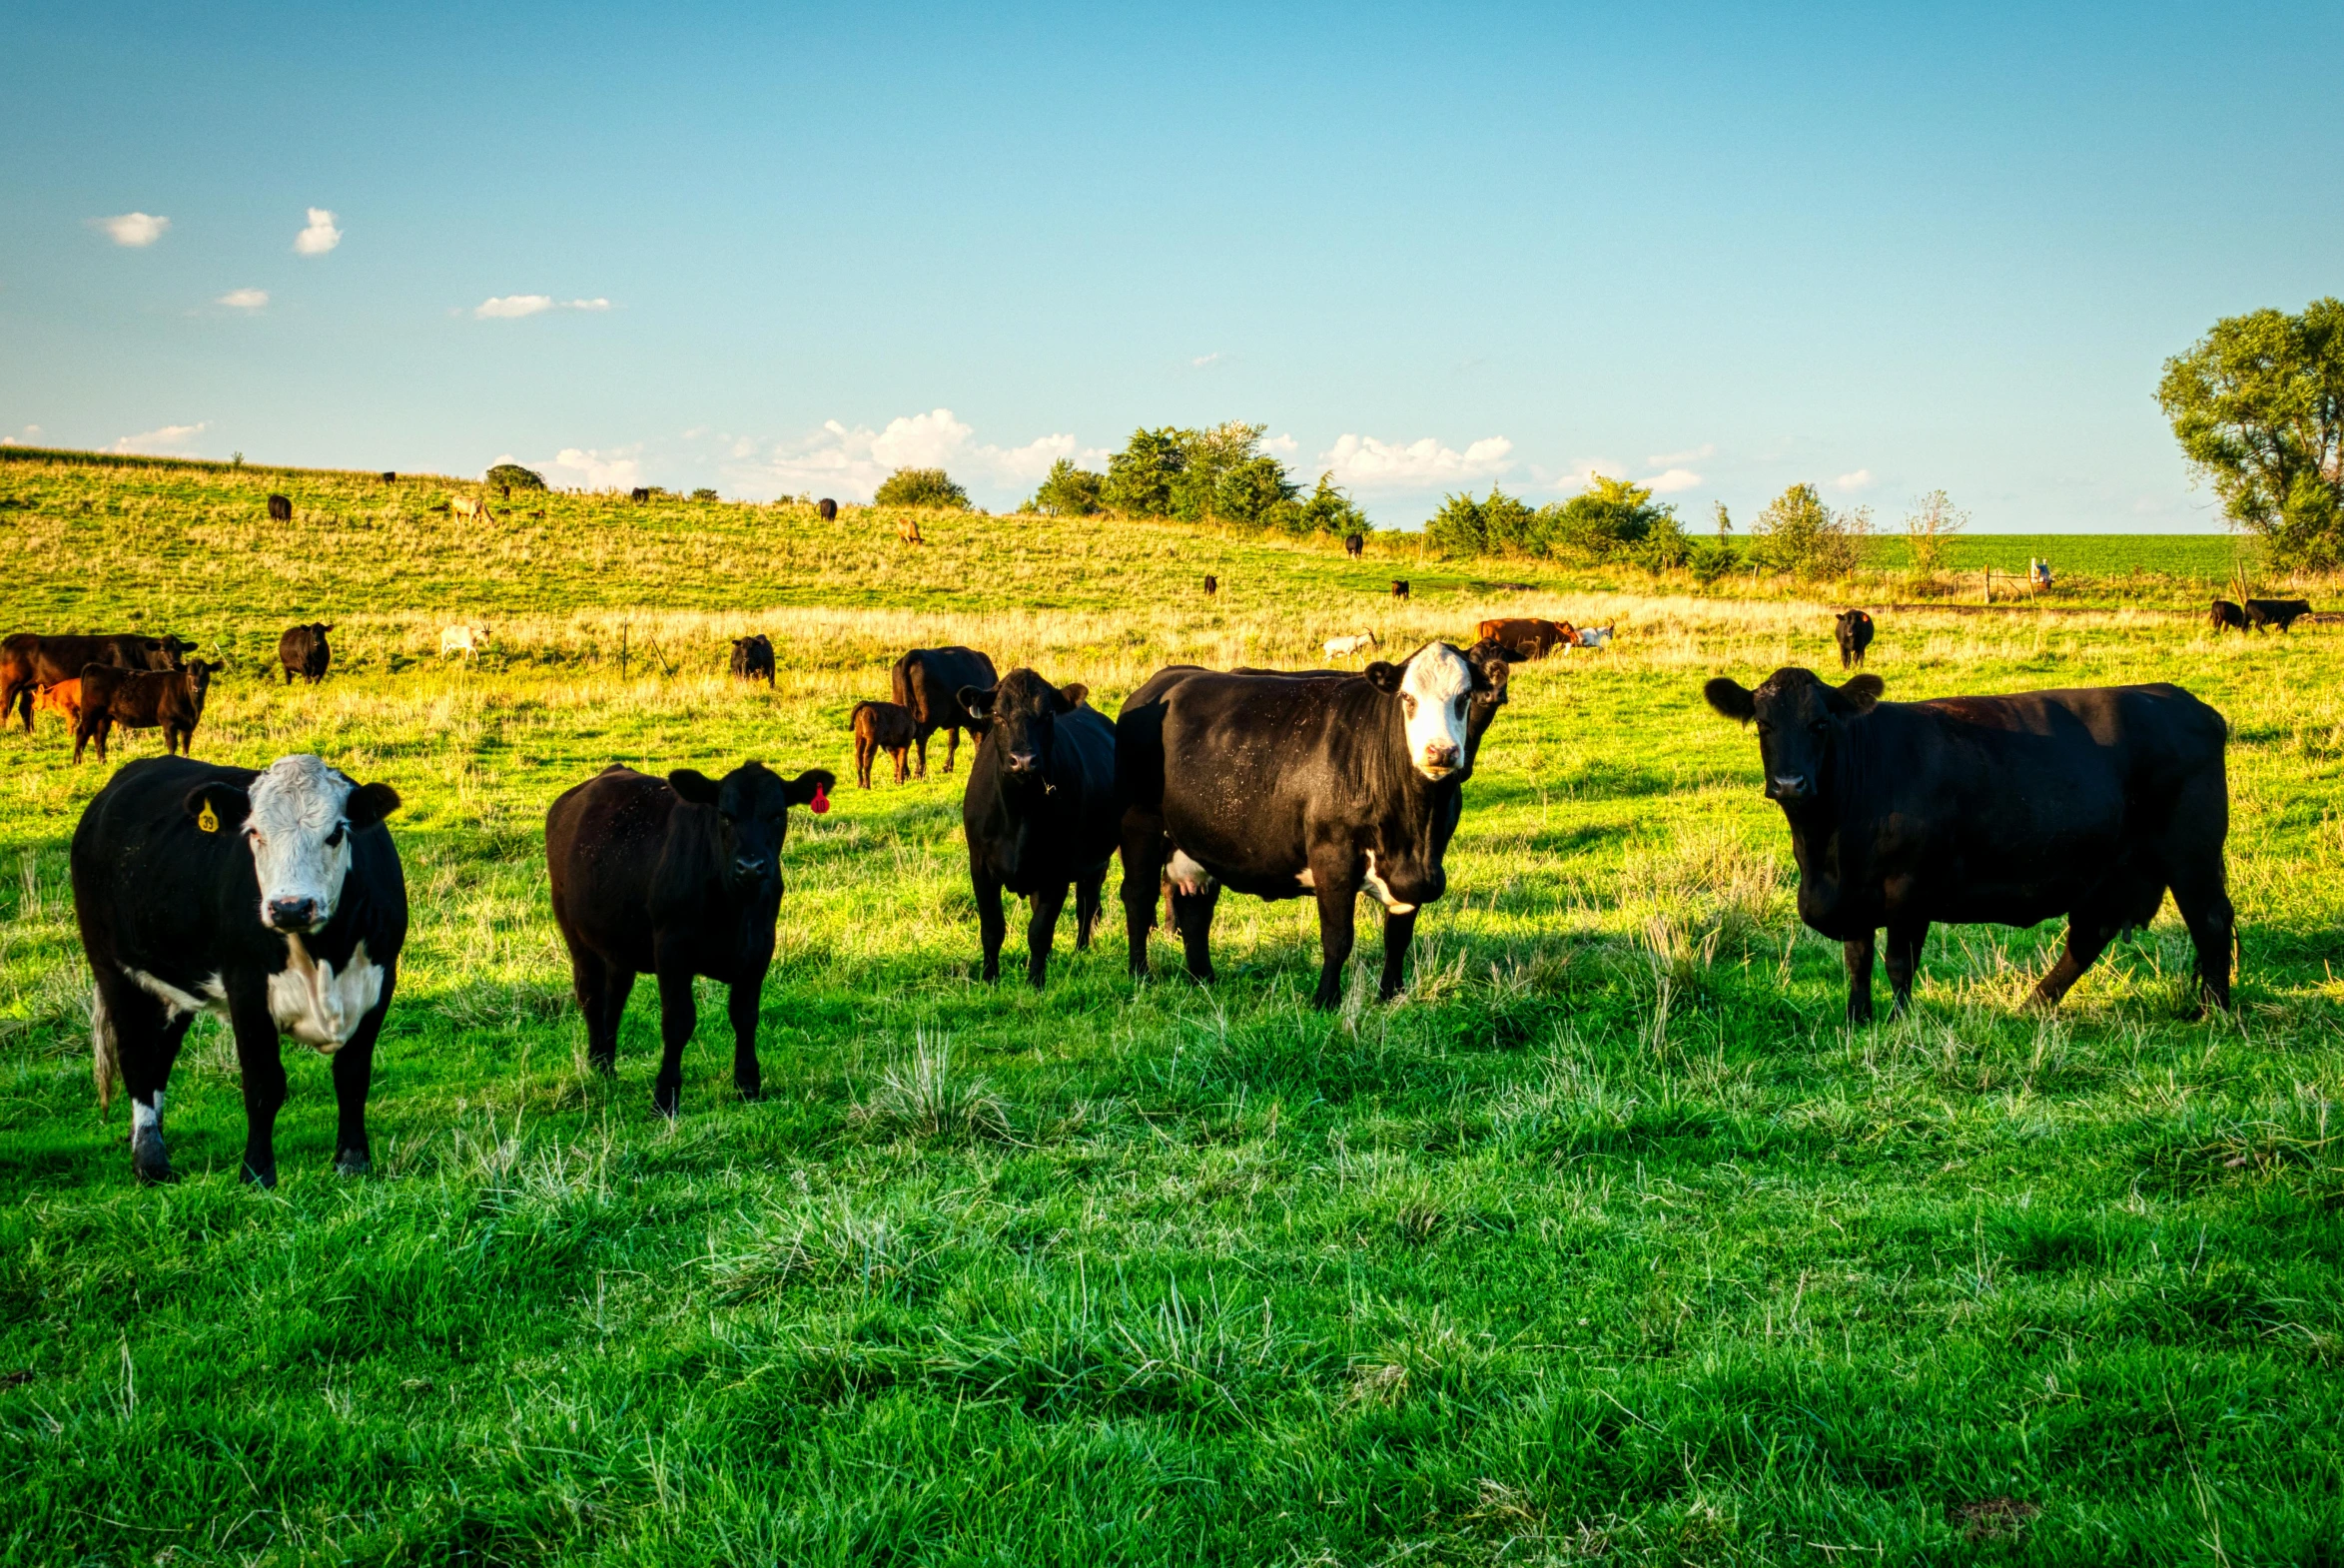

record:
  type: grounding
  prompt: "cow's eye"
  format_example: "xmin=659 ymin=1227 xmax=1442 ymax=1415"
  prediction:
xmin=1402 ymin=695 xmax=1417 ymax=716
xmin=325 ymin=825 xmax=346 ymax=849
xmin=1453 ymin=696 xmax=1468 ymax=718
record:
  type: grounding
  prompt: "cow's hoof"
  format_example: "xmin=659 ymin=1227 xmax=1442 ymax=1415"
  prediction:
xmin=652 ymin=1083 xmax=680 ymax=1120
xmin=734 ymin=1079 xmax=761 ymax=1103
xmin=242 ymin=1161 xmax=279 ymax=1188
xmin=131 ymin=1130 xmax=174 ymax=1185
xmin=335 ymin=1149 xmax=372 ymax=1176
xmin=588 ymin=1053 xmax=617 ymax=1078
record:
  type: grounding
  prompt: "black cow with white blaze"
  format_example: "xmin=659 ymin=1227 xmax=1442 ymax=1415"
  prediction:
xmin=72 ymin=754 xmax=407 ymax=1185
xmin=1116 ymin=638 xmax=1521 ymax=1008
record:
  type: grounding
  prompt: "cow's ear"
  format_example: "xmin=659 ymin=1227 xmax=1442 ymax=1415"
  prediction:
xmin=1057 ymin=682 xmax=1089 ymax=711
xmin=783 ymin=769 xmax=836 ymax=807
xmin=346 ymin=782 xmax=401 ymax=828
xmin=958 ymin=686 xmax=996 ymax=730
xmin=1704 ymin=677 xmax=1757 ymax=722
xmin=667 ymin=768 xmax=721 ymax=804
xmin=184 ymin=782 xmax=250 ymax=832
xmin=1837 ymin=674 xmax=1884 ymax=712
xmin=1363 ymin=661 xmax=1404 ymax=693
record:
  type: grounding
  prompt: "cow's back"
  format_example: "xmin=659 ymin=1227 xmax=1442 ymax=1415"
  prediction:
xmin=893 ymin=646 xmax=997 ymax=724
xmin=72 ymin=757 xmax=266 ymax=978
xmin=546 ymin=765 xmax=678 ymax=969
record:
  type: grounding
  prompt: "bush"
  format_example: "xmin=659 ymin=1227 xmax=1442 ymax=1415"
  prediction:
xmin=1214 ymin=453 xmax=1300 ymax=526
xmin=484 ymin=463 xmax=546 ymax=492
xmin=1749 ymin=483 xmax=1870 ymax=578
xmin=1030 ymin=458 xmax=1105 ymax=516
xmin=1688 ymin=536 xmax=1740 ymax=584
xmin=1428 ymin=486 xmax=1538 ymax=556
xmin=873 ymin=467 xmax=970 ymax=510
xmin=1296 ymin=472 xmax=1369 ymax=538
xmin=1104 ymin=428 xmax=1186 ymax=516
xmin=1541 ymin=475 xmax=1675 ymax=563
xmin=690 ymin=487 xmax=719 ymax=503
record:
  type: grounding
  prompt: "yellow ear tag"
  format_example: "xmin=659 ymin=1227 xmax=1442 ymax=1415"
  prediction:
xmin=197 ymin=800 xmax=219 ymax=833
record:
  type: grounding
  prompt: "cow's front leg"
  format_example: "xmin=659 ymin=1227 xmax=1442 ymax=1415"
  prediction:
xmin=1075 ymin=865 xmax=1106 ymax=950
xmin=1842 ymin=932 xmax=1877 ymax=1026
xmin=230 ymin=987 xmax=289 ymax=1185
xmin=1883 ymin=918 xmax=1928 ymax=1019
xmin=1377 ymin=907 xmax=1420 ymax=1002
xmin=1310 ymin=865 xmax=1363 ymax=1010
xmin=1172 ymin=881 xmax=1219 ymax=984
xmin=727 ymin=977 xmax=763 ymax=1101
xmin=972 ymin=859 xmax=1009 ymax=983
xmin=331 ymin=964 xmax=393 ymax=1175
xmin=650 ymin=963 xmax=698 ymax=1118
xmin=1026 ymin=880 xmax=1070 ymax=990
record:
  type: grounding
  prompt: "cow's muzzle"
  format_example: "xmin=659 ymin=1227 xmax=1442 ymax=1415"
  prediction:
xmin=1006 ymin=749 xmax=1043 ymax=775
xmin=267 ymin=896 xmax=320 ymax=931
xmin=1768 ymin=774 xmax=1811 ymax=800
xmin=1419 ymin=742 xmax=1461 ymax=776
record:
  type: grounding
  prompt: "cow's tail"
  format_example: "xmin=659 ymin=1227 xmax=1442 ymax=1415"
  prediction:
xmin=850 ymin=700 xmax=873 ymax=729
xmin=92 ymin=985 xmax=119 ymax=1117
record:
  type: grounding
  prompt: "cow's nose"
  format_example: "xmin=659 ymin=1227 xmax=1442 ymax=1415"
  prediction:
xmin=1422 ymin=742 xmax=1460 ymax=770
xmin=1007 ymin=749 xmax=1041 ymax=774
xmin=1770 ymin=774 xmax=1809 ymax=799
xmin=268 ymin=896 xmax=317 ymax=929
xmin=734 ymin=856 xmax=771 ymax=880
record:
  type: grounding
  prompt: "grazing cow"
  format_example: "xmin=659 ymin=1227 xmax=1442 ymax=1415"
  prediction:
xmin=1203 ymin=575 xmax=1219 ymax=598
xmin=74 ymin=661 xmax=217 ymax=764
xmin=728 ymin=633 xmax=775 ymax=686
xmin=1477 ymin=617 xmax=1573 ymax=659
xmin=440 ymin=623 xmax=491 ymax=660
xmin=960 ymin=669 xmax=1117 ymax=988
xmin=2245 ymin=597 xmax=2313 ymax=632
xmin=817 ymin=497 xmax=839 ymax=521
xmin=1 ymin=633 xmax=191 ymax=731
xmin=891 ymin=645 xmax=998 ymax=778
xmin=2208 ymin=598 xmax=2249 ymax=633
xmin=381 ymin=471 xmax=396 ymax=484
xmin=1323 ymin=631 xmax=1381 ymax=660
xmin=72 ymin=754 xmax=407 ymax=1185
xmin=1574 ymin=624 xmax=1615 ymax=650
xmin=898 ymin=516 xmax=926 ymax=545
xmin=545 ymin=760 xmax=833 ymax=1116
xmin=279 ymin=623 xmax=332 ymax=685
xmin=851 ymin=699 xmax=917 ymax=787
xmin=449 ymin=495 xmax=495 ymax=523
xmin=1392 ymin=579 xmax=1411 ymax=600
xmin=1345 ymin=532 xmax=1365 ymax=558
xmin=630 ymin=487 xmax=651 ymax=503
xmin=33 ymin=678 xmax=83 ymax=731
xmin=1835 ymin=609 xmax=1874 ymax=669
xmin=1116 ymin=639 xmax=1523 ymax=1008
xmin=267 ymin=494 xmax=293 ymax=522
xmin=1703 ymin=667 xmax=2233 ymax=1022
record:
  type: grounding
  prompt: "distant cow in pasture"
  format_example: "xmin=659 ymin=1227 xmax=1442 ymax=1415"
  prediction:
xmin=267 ymin=494 xmax=293 ymax=522
xmin=34 ymin=678 xmax=84 ymax=731
xmin=1203 ymin=575 xmax=1218 ymax=597
xmin=279 ymin=624 xmax=332 ymax=685
xmin=440 ymin=623 xmax=491 ymax=660
xmin=1344 ymin=533 xmax=1365 ymax=558
xmin=1323 ymin=632 xmax=1380 ymax=660
xmin=891 ymin=645 xmax=998 ymax=778
xmin=960 ymin=669 xmax=1118 ymax=988
xmin=1391 ymin=580 xmax=1410 ymax=600
xmin=74 ymin=661 xmax=217 ymax=764
xmin=728 ymin=634 xmax=775 ymax=685
xmin=381 ymin=471 xmax=396 ymax=484
xmin=1703 ymin=667 xmax=2233 ymax=1022
xmin=72 ymin=754 xmax=407 ymax=1185
xmin=1 ymin=632 xmax=191 ymax=731
xmin=898 ymin=516 xmax=925 ymax=545
xmin=817 ymin=497 xmax=839 ymax=521
xmin=545 ymin=759 xmax=833 ymax=1116
xmin=1477 ymin=617 xmax=1573 ymax=659
xmin=2209 ymin=598 xmax=2249 ymax=633
xmin=2246 ymin=597 xmax=2313 ymax=632
xmin=630 ymin=487 xmax=651 ymax=503
xmin=851 ymin=699 xmax=917 ymax=787
xmin=1574 ymin=624 xmax=1615 ymax=649
xmin=449 ymin=496 xmax=495 ymax=523
xmin=1115 ymin=638 xmax=1524 ymax=1009
xmin=1835 ymin=609 xmax=1874 ymax=669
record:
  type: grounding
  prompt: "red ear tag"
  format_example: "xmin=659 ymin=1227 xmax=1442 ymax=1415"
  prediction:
xmin=811 ymin=783 xmax=830 ymax=814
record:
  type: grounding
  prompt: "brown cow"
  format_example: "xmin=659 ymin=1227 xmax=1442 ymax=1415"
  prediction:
xmin=267 ymin=494 xmax=293 ymax=522
xmin=899 ymin=516 xmax=926 ymax=545
xmin=1 ymin=633 xmax=192 ymax=732
xmin=75 ymin=661 xmax=217 ymax=764
xmin=1203 ymin=575 xmax=1218 ymax=597
xmin=1392 ymin=580 xmax=1410 ymax=599
xmin=851 ymin=699 xmax=917 ymax=787
xmin=33 ymin=679 xmax=83 ymax=730
xmin=817 ymin=497 xmax=839 ymax=521
xmin=1477 ymin=617 xmax=1574 ymax=659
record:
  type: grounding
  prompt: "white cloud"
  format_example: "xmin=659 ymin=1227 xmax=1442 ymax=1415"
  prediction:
xmin=1647 ymin=442 xmax=1716 ymax=467
xmin=216 ymin=288 xmax=269 ymax=311
xmin=1190 ymin=352 xmax=1227 ymax=370
xmin=1831 ymin=468 xmax=1876 ymax=493
xmin=529 ymin=446 xmax=645 ymax=491
xmin=473 ymin=295 xmax=611 ymax=319
xmin=727 ymin=407 xmax=1104 ymax=502
xmin=0 ymin=425 xmax=42 ymax=447
xmin=1644 ymin=467 xmax=1703 ymax=494
xmin=96 ymin=213 xmax=170 ymax=248
xmin=1260 ymin=432 xmax=1299 ymax=457
xmin=294 ymin=208 xmax=342 ymax=256
xmin=1317 ymin=432 xmax=1515 ymax=492
xmin=110 ymin=421 xmax=207 ymax=455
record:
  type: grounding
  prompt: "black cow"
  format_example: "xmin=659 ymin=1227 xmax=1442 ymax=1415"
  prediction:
xmin=2245 ymin=597 xmax=2313 ymax=632
xmin=72 ymin=754 xmax=406 ymax=1185
xmin=1203 ymin=575 xmax=1218 ymax=598
xmin=1703 ymin=667 xmax=2233 ymax=1021
xmin=729 ymin=634 xmax=776 ymax=686
xmin=545 ymin=760 xmax=834 ymax=1116
xmin=817 ymin=497 xmax=839 ymax=521
xmin=1345 ymin=533 xmax=1365 ymax=558
xmin=1 ymin=632 xmax=191 ymax=731
xmin=74 ymin=660 xmax=216 ymax=763
xmin=1116 ymin=639 xmax=1521 ymax=1009
xmin=1392 ymin=579 xmax=1410 ymax=599
xmin=630 ymin=487 xmax=651 ymax=503
xmin=381 ymin=471 xmax=397 ymax=484
xmin=958 ymin=669 xmax=1117 ymax=988
xmin=891 ymin=645 xmax=998 ymax=778
xmin=279 ymin=623 xmax=332 ymax=685
xmin=2209 ymin=598 xmax=2249 ymax=633
xmin=267 ymin=494 xmax=293 ymax=522
xmin=1836 ymin=608 xmax=1875 ymax=669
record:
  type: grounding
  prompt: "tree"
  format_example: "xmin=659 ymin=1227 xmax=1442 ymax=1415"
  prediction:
xmin=1295 ymin=471 xmax=1369 ymax=537
xmin=1688 ymin=500 xmax=1737 ymax=584
xmin=1213 ymin=452 xmax=1300 ymax=526
xmin=1540 ymin=474 xmax=1673 ymax=562
xmin=873 ymin=467 xmax=970 ymax=509
xmin=1903 ymin=488 xmax=1966 ymax=575
xmin=1749 ymin=483 xmax=1869 ymax=578
xmin=1030 ymin=458 xmax=1105 ymax=516
xmin=1103 ymin=427 xmax=1186 ymax=516
xmin=1426 ymin=486 xmax=1535 ymax=556
xmin=1169 ymin=421 xmax=1271 ymax=521
xmin=2157 ymin=299 xmax=2344 ymax=567
xmin=484 ymin=462 xmax=546 ymax=492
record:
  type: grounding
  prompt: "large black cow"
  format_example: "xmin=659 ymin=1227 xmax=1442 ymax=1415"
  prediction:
xmin=72 ymin=755 xmax=407 ymax=1185
xmin=279 ymin=623 xmax=332 ymax=685
xmin=545 ymin=760 xmax=834 ymax=1116
xmin=958 ymin=669 xmax=1117 ymax=987
xmin=2245 ymin=597 xmax=2313 ymax=632
xmin=2 ymin=632 xmax=191 ymax=731
xmin=817 ymin=497 xmax=839 ymax=521
xmin=729 ymin=634 xmax=775 ymax=686
xmin=1704 ymin=667 xmax=2233 ymax=1021
xmin=1116 ymin=639 xmax=1521 ymax=1008
xmin=1835 ymin=609 xmax=1874 ymax=669
xmin=891 ymin=645 xmax=997 ymax=778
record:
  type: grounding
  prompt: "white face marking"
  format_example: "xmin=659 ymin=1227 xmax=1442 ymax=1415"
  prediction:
xmin=1396 ymin=643 xmax=1473 ymax=779
xmin=267 ymin=936 xmax=383 ymax=1052
xmin=131 ymin=1091 xmax=164 ymax=1148
xmin=1360 ymin=850 xmax=1417 ymax=914
xmin=245 ymin=756 xmax=358 ymax=930
xmin=1165 ymin=850 xmax=1214 ymax=897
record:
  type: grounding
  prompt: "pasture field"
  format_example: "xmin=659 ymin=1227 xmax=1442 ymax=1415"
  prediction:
xmin=1 ymin=451 xmax=2342 ymax=1565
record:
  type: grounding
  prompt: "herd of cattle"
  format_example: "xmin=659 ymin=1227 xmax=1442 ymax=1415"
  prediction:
xmin=2 ymin=599 xmax=2266 ymax=1187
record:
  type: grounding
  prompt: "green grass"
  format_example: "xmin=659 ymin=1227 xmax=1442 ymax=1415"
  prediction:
xmin=2 ymin=453 xmax=2342 ymax=1564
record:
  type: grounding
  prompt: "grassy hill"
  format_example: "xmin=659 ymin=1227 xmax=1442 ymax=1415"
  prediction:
xmin=1 ymin=448 xmax=2340 ymax=1563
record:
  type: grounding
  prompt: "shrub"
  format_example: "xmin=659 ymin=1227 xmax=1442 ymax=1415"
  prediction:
xmin=690 ymin=487 xmax=719 ymax=502
xmin=484 ymin=463 xmax=546 ymax=492
xmin=1688 ymin=536 xmax=1739 ymax=584
xmin=1749 ymin=483 xmax=1870 ymax=578
xmin=1903 ymin=489 xmax=1966 ymax=575
xmin=1541 ymin=475 xmax=1673 ymax=562
xmin=1428 ymin=486 xmax=1538 ymax=556
xmin=1214 ymin=453 xmax=1300 ymax=526
xmin=1030 ymin=458 xmax=1105 ymax=516
xmin=1104 ymin=428 xmax=1186 ymax=516
xmin=873 ymin=467 xmax=970 ymax=510
xmin=1296 ymin=471 xmax=1370 ymax=537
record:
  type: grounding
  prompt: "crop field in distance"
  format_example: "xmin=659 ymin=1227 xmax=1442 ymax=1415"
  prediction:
xmin=0 ymin=449 xmax=2340 ymax=1564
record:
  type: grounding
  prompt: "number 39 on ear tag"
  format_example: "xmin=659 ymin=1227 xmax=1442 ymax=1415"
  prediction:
xmin=197 ymin=800 xmax=219 ymax=833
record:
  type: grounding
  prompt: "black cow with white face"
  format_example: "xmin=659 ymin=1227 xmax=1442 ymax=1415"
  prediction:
xmin=546 ymin=760 xmax=834 ymax=1116
xmin=1705 ymin=667 xmax=2234 ymax=1021
xmin=958 ymin=669 xmax=1118 ymax=988
xmin=1116 ymin=638 xmax=1521 ymax=1009
xmin=71 ymin=754 xmax=407 ymax=1185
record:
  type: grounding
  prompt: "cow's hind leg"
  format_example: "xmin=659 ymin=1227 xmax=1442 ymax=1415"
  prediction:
xmin=913 ymin=726 xmax=930 ymax=780
xmin=943 ymin=725 xmax=960 ymax=775
xmin=1172 ymin=882 xmax=1220 ymax=985
xmin=1883 ymin=918 xmax=1929 ymax=1018
xmin=2167 ymin=860 xmax=2235 ymax=1015
xmin=972 ymin=858 xmax=1009 ymax=984
xmin=1026 ymin=880 xmax=1070 ymax=989
xmin=2 ymin=677 xmax=29 ymax=734
xmin=891 ymin=745 xmax=909 ymax=785
xmin=567 ymin=947 xmax=626 ymax=1074
xmin=726 ymin=978 xmax=763 ymax=1101
xmin=1843 ymin=932 xmax=1877 ymax=1025
xmin=1308 ymin=869 xmax=1361 ymax=1009
xmin=855 ymin=736 xmax=874 ymax=789
xmin=649 ymin=962 xmax=698 ymax=1119
xmin=1075 ymin=865 xmax=1106 ymax=951
xmin=1377 ymin=907 xmax=1420 ymax=1002
xmin=229 ymin=987 xmax=289 ymax=1186
xmin=97 ymin=980 xmax=185 ymax=1183
xmin=331 ymin=963 xmax=393 ymax=1175
xmin=1119 ymin=820 xmax=1167 ymax=980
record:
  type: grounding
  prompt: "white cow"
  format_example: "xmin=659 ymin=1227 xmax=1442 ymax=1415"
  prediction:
xmin=449 ymin=496 xmax=495 ymax=522
xmin=438 ymin=623 xmax=491 ymax=659
xmin=1322 ymin=631 xmax=1380 ymax=660
xmin=1574 ymin=624 xmax=1614 ymax=649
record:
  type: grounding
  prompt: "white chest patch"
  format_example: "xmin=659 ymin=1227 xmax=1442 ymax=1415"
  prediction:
xmin=1360 ymin=851 xmax=1416 ymax=914
xmin=268 ymin=936 xmax=383 ymax=1053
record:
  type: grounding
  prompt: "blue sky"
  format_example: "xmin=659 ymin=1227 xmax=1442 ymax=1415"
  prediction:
xmin=3 ymin=2 xmax=2338 ymax=529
